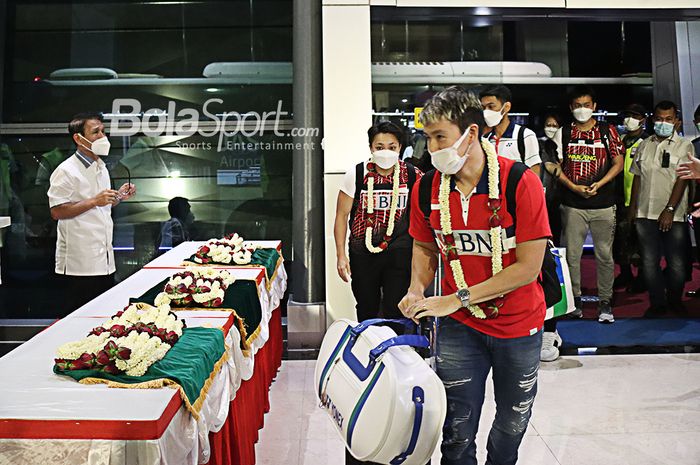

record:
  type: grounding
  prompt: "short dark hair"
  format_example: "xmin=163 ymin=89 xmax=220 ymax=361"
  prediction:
xmin=694 ymin=103 xmax=700 ymax=121
xmin=568 ymin=85 xmax=597 ymax=104
xmin=367 ymin=121 xmax=405 ymax=147
xmin=543 ymin=112 xmax=563 ymax=127
xmin=420 ymin=86 xmax=486 ymax=134
xmin=479 ymin=85 xmax=512 ymax=105
xmin=68 ymin=112 xmax=104 ymax=137
xmin=654 ymin=100 xmax=678 ymax=115
xmin=168 ymin=197 xmax=190 ymax=220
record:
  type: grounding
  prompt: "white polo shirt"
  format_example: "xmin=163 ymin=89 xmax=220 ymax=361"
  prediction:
xmin=47 ymin=151 xmax=115 ymax=276
xmin=486 ymin=121 xmax=542 ymax=168
xmin=630 ymin=132 xmax=695 ymax=222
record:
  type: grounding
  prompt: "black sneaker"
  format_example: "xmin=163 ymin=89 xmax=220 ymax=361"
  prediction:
xmin=598 ymin=300 xmax=614 ymax=324
xmin=569 ymin=296 xmax=583 ymax=318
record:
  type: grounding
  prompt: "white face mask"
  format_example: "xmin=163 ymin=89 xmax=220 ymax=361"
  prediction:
xmin=371 ymin=149 xmax=400 ymax=170
xmin=428 ymin=127 xmax=473 ymax=175
xmin=483 ymin=108 xmax=504 ymax=128
xmin=79 ymin=134 xmax=110 ymax=157
xmin=572 ymin=107 xmax=594 ymax=123
xmin=544 ymin=127 xmax=558 ymax=139
xmin=624 ymin=117 xmax=642 ymax=132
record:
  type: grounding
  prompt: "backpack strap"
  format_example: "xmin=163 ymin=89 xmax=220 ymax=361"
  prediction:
xmin=561 ymin=124 xmax=572 ymax=163
xmin=516 ymin=124 xmax=526 ymax=164
xmin=418 ymin=169 xmax=436 ymax=227
xmin=505 ymin=162 xmax=529 ymax=227
xmin=406 ymin=161 xmax=417 ymax=190
xmin=349 ymin=162 xmax=365 ymax=226
xmin=597 ymin=121 xmax=612 ymax=162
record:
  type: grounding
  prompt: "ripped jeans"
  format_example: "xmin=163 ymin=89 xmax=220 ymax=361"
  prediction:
xmin=435 ymin=317 xmax=542 ymax=465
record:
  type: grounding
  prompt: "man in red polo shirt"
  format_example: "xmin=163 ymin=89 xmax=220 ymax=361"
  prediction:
xmin=399 ymin=86 xmax=550 ymax=465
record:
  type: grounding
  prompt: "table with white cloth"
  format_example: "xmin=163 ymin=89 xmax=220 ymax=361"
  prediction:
xmin=0 ymin=240 xmax=287 ymax=465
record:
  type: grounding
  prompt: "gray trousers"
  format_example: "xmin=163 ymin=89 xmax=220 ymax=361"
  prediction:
xmin=560 ymin=205 xmax=616 ymax=301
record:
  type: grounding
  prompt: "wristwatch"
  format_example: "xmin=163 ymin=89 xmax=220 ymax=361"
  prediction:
xmin=665 ymin=205 xmax=675 ymax=213
xmin=456 ymin=288 xmax=471 ymax=308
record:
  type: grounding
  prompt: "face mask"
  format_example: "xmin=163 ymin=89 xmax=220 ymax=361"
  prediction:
xmin=572 ymin=107 xmax=593 ymax=123
xmin=483 ymin=108 xmax=504 ymax=128
xmin=79 ymin=134 xmax=110 ymax=157
xmin=428 ymin=127 xmax=473 ymax=175
xmin=371 ymin=149 xmax=399 ymax=170
xmin=544 ymin=127 xmax=558 ymax=139
xmin=624 ymin=117 xmax=642 ymax=132
xmin=654 ymin=121 xmax=674 ymax=138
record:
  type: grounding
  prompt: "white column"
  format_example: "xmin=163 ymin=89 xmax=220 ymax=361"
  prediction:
xmin=322 ymin=0 xmax=373 ymax=325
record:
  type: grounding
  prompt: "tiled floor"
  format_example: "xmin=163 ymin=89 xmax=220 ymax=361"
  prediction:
xmin=256 ymin=354 xmax=700 ymax=465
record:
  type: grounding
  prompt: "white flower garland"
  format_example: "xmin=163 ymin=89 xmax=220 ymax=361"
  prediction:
xmin=439 ymin=138 xmax=503 ymax=319
xmin=56 ymin=303 xmax=184 ymax=376
xmin=155 ymin=267 xmax=235 ymax=307
xmin=365 ymin=162 xmax=401 ymax=253
xmin=193 ymin=233 xmax=254 ymax=265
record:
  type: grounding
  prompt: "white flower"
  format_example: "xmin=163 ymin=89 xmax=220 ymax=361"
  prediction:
xmin=365 ymin=162 xmax=401 ymax=253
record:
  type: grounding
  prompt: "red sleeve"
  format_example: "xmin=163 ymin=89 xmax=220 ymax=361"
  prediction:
xmin=514 ymin=169 xmax=551 ymax=243
xmin=607 ymin=125 xmax=624 ymax=159
xmin=409 ymin=176 xmax=435 ymax=243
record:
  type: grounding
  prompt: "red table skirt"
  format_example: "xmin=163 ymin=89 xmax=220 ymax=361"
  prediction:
xmin=208 ymin=308 xmax=284 ymax=465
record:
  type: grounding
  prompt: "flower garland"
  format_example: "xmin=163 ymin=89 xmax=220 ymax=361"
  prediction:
xmin=193 ymin=233 xmax=258 ymax=265
xmin=155 ymin=267 xmax=235 ymax=308
xmin=439 ymin=138 xmax=505 ymax=319
xmin=365 ymin=161 xmax=401 ymax=253
xmin=55 ymin=303 xmax=184 ymax=376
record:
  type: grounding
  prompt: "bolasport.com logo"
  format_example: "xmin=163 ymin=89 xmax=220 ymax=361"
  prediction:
xmin=106 ymin=98 xmax=320 ymax=152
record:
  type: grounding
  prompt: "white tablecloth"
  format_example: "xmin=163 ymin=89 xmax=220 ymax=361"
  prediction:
xmin=0 ymin=240 xmax=287 ymax=465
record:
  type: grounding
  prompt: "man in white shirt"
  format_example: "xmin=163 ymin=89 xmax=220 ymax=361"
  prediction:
xmin=48 ymin=112 xmax=136 ymax=315
xmin=480 ymin=85 xmax=541 ymax=177
xmin=629 ymin=101 xmax=694 ymax=316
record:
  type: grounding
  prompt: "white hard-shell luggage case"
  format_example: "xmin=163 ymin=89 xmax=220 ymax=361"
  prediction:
xmin=314 ymin=318 xmax=446 ymax=465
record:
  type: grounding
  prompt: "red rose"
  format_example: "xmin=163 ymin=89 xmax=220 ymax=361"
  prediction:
xmin=89 ymin=327 xmax=107 ymax=336
xmin=102 ymin=363 xmax=121 ymax=375
xmin=165 ymin=331 xmax=179 ymax=345
xmin=110 ymin=325 xmax=126 ymax=338
xmin=115 ymin=310 xmax=125 ymax=318
xmin=164 ymin=284 xmax=174 ymax=293
xmin=96 ymin=350 xmax=111 ymax=366
xmin=379 ymin=241 xmax=388 ymax=250
xmin=487 ymin=198 xmax=502 ymax=211
xmin=176 ymin=284 xmax=188 ymax=294
xmin=210 ymin=297 xmax=223 ymax=307
xmin=78 ymin=353 xmax=96 ymax=368
xmin=488 ymin=215 xmax=502 ymax=228
xmin=54 ymin=358 xmax=69 ymax=371
xmin=200 ymin=245 xmax=210 ymax=254
xmin=198 ymin=285 xmax=211 ymax=294
xmin=116 ymin=347 xmax=131 ymax=361
xmin=71 ymin=359 xmax=91 ymax=370
xmin=443 ymin=234 xmax=456 ymax=246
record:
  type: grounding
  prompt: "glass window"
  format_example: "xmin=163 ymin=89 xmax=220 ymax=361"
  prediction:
xmin=0 ymin=0 xmax=294 ymax=318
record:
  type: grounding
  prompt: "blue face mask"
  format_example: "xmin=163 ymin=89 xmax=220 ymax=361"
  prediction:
xmin=654 ymin=121 xmax=674 ymax=138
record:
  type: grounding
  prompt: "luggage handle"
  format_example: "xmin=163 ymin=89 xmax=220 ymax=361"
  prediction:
xmin=343 ymin=334 xmax=430 ymax=382
xmin=390 ymin=386 xmax=425 ymax=465
xmin=350 ymin=318 xmax=417 ymax=337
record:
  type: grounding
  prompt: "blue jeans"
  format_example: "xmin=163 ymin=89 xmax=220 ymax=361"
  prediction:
xmin=635 ymin=219 xmax=689 ymax=307
xmin=436 ymin=317 xmax=542 ymax=465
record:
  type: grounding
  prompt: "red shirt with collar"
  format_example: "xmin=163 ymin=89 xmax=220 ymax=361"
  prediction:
xmin=409 ymin=157 xmax=551 ymax=338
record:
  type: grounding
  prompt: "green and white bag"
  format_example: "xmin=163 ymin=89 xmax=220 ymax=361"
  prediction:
xmin=545 ymin=247 xmax=575 ymax=320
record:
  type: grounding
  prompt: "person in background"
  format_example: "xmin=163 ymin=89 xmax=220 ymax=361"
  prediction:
xmin=613 ymin=104 xmax=650 ymax=293
xmin=401 ymin=86 xmax=550 ymax=465
xmin=157 ymin=197 xmax=194 ymax=250
xmin=48 ymin=112 xmax=136 ymax=316
xmin=480 ymin=85 xmax=542 ymax=177
xmin=678 ymin=104 xmax=700 ymax=298
xmin=629 ymin=101 xmax=694 ymax=316
xmin=539 ymin=112 xmax=564 ymax=361
xmin=554 ymin=85 xmax=624 ymax=323
xmin=333 ymin=121 xmax=422 ymax=465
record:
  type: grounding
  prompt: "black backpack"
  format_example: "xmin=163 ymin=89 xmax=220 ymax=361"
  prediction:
xmin=418 ymin=163 xmax=562 ymax=309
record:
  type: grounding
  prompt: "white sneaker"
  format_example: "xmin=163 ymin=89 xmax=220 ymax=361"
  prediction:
xmin=540 ymin=331 xmax=562 ymax=362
